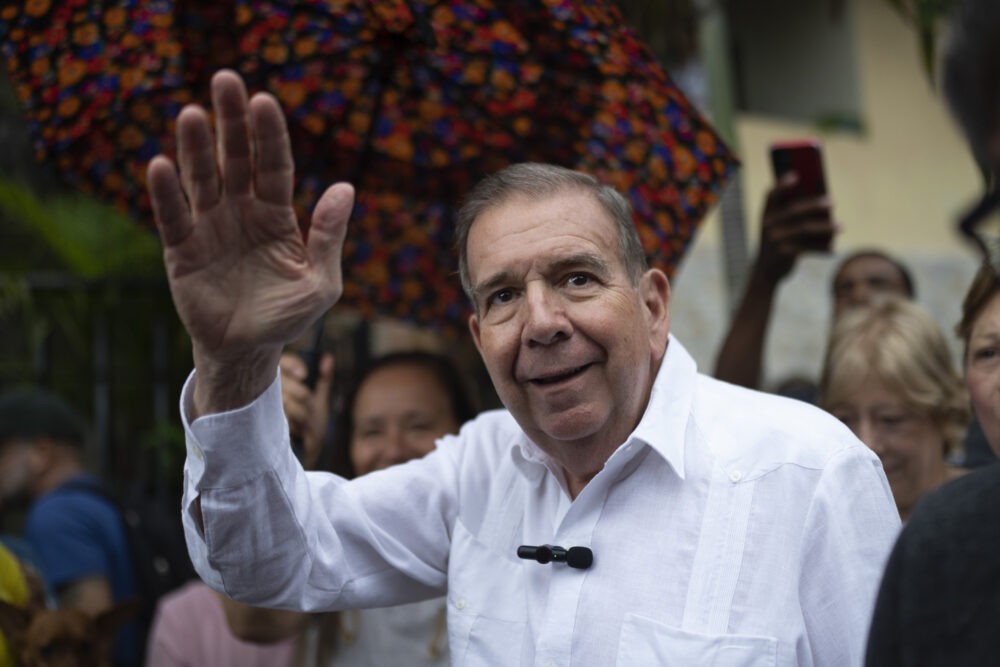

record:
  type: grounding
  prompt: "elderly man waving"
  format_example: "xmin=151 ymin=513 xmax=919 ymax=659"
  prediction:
xmin=149 ymin=70 xmax=899 ymax=667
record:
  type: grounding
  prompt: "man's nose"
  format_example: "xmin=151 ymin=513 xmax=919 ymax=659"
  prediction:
xmin=522 ymin=284 xmax=571 ymax=345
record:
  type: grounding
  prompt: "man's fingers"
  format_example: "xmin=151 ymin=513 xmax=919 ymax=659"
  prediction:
xmin=249 ymin=93 xmax=294 ymax=206
xmin=176 ymin=105 xmax=220 ymax=212
xmin=212 ymin=70 xmax=253 ymax=196
xmin=147 ymin=156 xmax=192 ymax=247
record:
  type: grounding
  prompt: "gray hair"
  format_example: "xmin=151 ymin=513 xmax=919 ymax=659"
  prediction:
xmin=455 ymin=163 xmax=648 ymax=301
xmin=942 ymin=0 xmax=1000 ymax=166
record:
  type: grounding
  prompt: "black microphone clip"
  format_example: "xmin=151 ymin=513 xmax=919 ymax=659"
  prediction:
xmin=517 ymin=544 xmax=593 ymax=570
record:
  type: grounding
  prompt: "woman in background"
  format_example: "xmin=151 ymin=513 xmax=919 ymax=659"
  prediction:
xmin=819 ymin=296 xmax=970 ymax=521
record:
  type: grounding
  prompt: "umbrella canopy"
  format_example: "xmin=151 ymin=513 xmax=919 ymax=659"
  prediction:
xmin=1 ymin=0 xmax=738 ymax=331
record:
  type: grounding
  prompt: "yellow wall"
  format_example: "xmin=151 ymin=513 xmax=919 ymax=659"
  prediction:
xmin=710 ymin=0 xmax=982 ymax=255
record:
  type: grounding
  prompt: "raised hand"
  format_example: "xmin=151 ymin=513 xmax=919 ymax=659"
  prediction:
xmin=754 ymin=173 xmax=838 ymax=285
xmin=713 ymin=174 xmax=839 ymax=388
xmin=146 ymin=70 xmax=355 ymax=416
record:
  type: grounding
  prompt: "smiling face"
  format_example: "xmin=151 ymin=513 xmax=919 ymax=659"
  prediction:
xmin=965 ymin=291 xmax=1000 ymax=455
xmin=466 ymin=189 xmax=670 ymax=486
xmin=827 ymin=375 xmax=948 ymax=520
xmin=349 ymin=363 xmax=461 ymax=476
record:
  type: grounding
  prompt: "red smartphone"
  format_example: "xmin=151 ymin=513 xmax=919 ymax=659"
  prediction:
xmin=770 ymin=139 xmax=827 ymax=199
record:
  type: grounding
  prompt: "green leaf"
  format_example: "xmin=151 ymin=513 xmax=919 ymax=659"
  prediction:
xmin=0 ymin=178 xmax=163 ymax=278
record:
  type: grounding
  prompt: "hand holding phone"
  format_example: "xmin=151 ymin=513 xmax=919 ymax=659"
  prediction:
xmin=754 ymin=139 xmax=838 ymax=283
xmin=770 ymin=140 xmax=828 ymax=199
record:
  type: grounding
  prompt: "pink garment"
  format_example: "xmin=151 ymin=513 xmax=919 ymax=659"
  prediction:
xmin=145 ymin=581 xmax=296 ymax=667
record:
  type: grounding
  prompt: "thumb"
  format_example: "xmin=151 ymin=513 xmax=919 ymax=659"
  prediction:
xmin=308 ymin=182 xmax=355 ymax=287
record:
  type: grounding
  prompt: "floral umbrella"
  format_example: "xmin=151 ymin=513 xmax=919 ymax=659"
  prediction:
xmin=1 ymin=0 xmax=738 ymax=332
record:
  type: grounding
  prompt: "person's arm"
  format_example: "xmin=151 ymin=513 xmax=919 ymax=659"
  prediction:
xmin=218 ymin=593 xmax=310 ymax=643
xmin=213 ymin=352 xmax=333 ymax=639
xmin=156 ymin=70 xmax=453 ymax=615
xmin=178 ymin=372 xmax=456 ymax=612
xmin=799 ymin=446 xmax=900 ymax=666
xmin=714 ymin=174 xmax=837 ymax=388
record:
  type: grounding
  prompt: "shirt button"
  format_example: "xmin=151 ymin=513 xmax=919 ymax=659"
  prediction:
xmin=455 ymin=597 xmax=467 ymax=610
xmin=544 ymin=662 xmax=556 ymax=667
xmin=729 ymin=470 xmax=742 ymax=483
xmin=191 ymin=445 xmax=203 ymax=461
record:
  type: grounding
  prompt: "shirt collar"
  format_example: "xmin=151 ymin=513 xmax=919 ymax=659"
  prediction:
xmin=509 ymin=333 xmax=695 ymax=482
xmin=627 ymin=334 xmax=695 ymax=480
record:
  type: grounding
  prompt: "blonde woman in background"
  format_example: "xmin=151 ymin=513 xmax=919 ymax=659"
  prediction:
xmin=820 ymin=297 xmax=970 ymax=521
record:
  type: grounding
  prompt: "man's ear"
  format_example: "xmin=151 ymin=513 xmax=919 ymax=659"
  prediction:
xmin=640 ymin=269 xmax=671 ymax=358
xmin=469 ymin=313 xmax=483 ymax=356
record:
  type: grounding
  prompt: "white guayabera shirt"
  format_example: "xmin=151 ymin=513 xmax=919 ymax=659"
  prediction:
xmin=181 ymin=336 xmax=900 ymax=667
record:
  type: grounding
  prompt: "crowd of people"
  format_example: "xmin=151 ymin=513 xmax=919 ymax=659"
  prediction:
xmin=2 ymin=0 xmax=1000 ymax=664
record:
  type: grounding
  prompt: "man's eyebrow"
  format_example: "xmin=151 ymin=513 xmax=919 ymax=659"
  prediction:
xmin=471 ymin=271 xmax=518 ymax=304
xmin=547 ymin=253 xmax=612 ymax=277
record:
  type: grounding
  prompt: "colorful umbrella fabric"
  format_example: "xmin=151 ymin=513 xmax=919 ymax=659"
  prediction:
xmin=1 ymin=0 xmax=738 ymax=332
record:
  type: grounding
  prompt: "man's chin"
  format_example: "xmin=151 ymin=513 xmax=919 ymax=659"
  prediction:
xmin=532 ymin=408 xmax=607 ymax=447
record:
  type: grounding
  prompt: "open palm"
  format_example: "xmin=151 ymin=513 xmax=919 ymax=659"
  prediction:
xmin=147 ymin=70 xmax=354 ymax=410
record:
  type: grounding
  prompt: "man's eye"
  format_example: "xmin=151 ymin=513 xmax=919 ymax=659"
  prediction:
xmin=489 ymin=289 xmax=514 ymax=305
xmin=567 ymin=273 xmax=591 ymax=287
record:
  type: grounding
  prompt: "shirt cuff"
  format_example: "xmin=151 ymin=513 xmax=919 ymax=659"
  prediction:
xmin=180 ymin=367 xmax=289 ymax=488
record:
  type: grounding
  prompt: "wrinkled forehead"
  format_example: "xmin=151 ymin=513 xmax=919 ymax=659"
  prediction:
xmin=466 ymin=189 xmax=615 ymax=261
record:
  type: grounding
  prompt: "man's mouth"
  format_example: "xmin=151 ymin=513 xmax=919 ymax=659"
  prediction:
xmin=529 ymin=364 xmax=592 ymax=385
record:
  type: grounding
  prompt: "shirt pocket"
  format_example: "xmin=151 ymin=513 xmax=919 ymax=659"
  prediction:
xmin=617 ymin=613 xmax=778 ymax=667
xmin=448 ymin=519 xmax=528 ymax=666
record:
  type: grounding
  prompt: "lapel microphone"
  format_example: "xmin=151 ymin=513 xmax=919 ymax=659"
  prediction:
xmin=517 ymin=544 xmax=593 ymax=570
